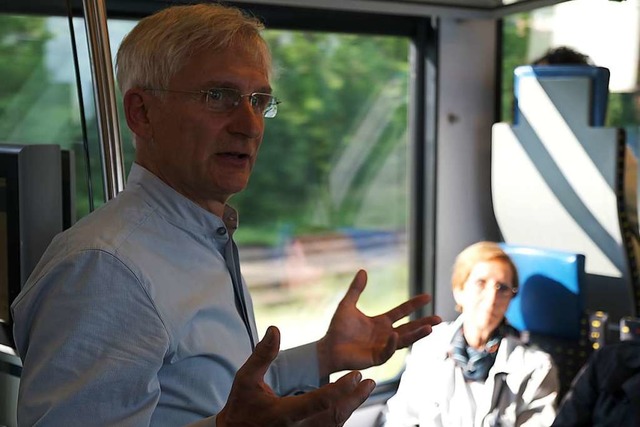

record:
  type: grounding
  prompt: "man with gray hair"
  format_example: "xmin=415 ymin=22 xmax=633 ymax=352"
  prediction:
xmin=11 ymin=4 xmax=441 ymax=426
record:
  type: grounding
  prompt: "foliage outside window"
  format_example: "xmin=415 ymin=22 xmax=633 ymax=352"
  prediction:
xmin=0 ymin=11 xmax=414 ymax=385
xmin=0 ymin=14 xmax=105 ymax=219
xmin=111 ymin=22 xmax=414 ymax=383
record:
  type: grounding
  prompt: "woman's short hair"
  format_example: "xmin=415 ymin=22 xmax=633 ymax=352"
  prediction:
xmin=451 ymin=241 xmax=519 ymax=292
xmin=115 ymin=3 xmax=271 ymax=94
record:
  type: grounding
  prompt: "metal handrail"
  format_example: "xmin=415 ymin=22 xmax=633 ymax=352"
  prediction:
xmin=82 ymin=0 xmax=125 ymax=201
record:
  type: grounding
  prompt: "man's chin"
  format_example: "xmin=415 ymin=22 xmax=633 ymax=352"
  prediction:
xmin=216 ymin=178 xmax=250 ymax=196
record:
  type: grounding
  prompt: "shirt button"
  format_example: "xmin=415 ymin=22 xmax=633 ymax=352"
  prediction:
xmin=216 ymin=227 xmax=227 ymax=236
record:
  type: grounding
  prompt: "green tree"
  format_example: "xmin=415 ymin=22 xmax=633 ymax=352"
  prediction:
xmin=0 ymin=15 xmax=103 ymax=219
xmin=0 ymin=15 xmax=53 ymax=139
xmin=232 ymin=32 xmax=409 ymax=244
xmin=501 ymin=14 xmax=531 ymax=122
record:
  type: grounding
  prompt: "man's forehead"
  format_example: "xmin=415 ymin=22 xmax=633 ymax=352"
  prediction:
xmin=173 ymin=47 xmax=271 ymax=87
xmin=198 ymin=43 xmax=270 ymax=70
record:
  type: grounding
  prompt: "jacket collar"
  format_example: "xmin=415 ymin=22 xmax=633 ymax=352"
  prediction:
xmin=446 ymin=314 xmax=520 ymax=376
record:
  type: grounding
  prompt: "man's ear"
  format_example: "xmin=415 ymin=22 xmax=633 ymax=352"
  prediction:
xmin=123 ymin=88 xmax=153 ymax=140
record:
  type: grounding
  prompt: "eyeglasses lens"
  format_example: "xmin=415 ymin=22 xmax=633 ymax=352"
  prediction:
xmin=206 ymin=89 xmax=278 ymax=118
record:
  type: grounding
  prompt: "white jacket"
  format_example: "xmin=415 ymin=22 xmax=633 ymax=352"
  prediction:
xmin=384 ymin=316 xmax=559 ymax=427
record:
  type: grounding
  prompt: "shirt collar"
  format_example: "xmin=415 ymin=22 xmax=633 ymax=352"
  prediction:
xmin=126 ymin=163 xmax=239 ymax=237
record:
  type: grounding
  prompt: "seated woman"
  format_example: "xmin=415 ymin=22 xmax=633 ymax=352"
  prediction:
xmin=382 ymin=241 xmax=559 ymax=426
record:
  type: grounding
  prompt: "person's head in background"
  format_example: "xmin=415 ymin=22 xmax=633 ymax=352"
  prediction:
xmin=508 ymin=46 xmax=594 ymax=123
xmin=116 ymin=4 xmax=275 ymax=216
xmin=532 ymin=46 xmax=593 ymax=66
xmin=451 ymin=241 xmax=519 ymax=348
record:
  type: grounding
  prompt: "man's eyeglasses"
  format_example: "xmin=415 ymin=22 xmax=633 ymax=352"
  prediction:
xmin=471 ymin=279 xmax=518 ymax=298
xmin=145 ymin=87 xmax=280 ymax=118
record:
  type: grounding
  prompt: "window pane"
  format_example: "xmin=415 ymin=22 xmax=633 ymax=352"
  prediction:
xmin=501 ymin=0 xmax=640 ymax=236
xmin=0 ymin=13 xmax=105 ymax=219
xmin=110 ymin=21 xmax=412 ymax=384
xmin=238 ymin=31 xmax=411 ymax=383
xmin=502 ymin=0 xmax=640 ymax=128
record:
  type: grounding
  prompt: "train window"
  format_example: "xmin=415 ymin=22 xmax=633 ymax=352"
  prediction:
xmin=501 ymin=0 xmax=640 ymax=128
xmin=249 ymin=31 xmax=411 ymax=384
xmin=501 ymin=0 xmax=640 ymax=266
xmin=0 ymin=13 xmax=105 ymax=220
xmin=110 ymin=20 xmax=412 ymax=383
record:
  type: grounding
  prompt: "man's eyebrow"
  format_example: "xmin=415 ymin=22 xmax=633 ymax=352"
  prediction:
xmin=200 ymin=81 xmax=273 ymax=93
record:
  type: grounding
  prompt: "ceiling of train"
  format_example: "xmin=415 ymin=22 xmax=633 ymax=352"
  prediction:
xmin=0 ymin=0 xmax=580 ymax=20
xmin=226 ymin=0 xmax=573 ymax=18
xmin=356 ymin=0 xmax=570 ymax=15
xmin=385 ymin=0 xmax=547 ymax=7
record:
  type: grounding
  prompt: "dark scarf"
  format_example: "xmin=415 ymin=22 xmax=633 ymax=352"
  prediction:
xmin=450 ymin=326 xmax=503 ymax=382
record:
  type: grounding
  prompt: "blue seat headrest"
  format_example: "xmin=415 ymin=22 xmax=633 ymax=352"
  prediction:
xmin=501 ymin=244 xmax=586 ymax=340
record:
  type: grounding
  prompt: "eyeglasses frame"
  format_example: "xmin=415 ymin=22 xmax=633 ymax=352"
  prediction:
xmin=144 ymin=87 xmax=281 ymax=118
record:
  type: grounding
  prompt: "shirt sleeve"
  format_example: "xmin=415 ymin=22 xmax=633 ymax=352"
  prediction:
xmin=12 ymin=249 xmax=171 ymax=427
xmin=270 ymin=341 xmax=323 ymax=396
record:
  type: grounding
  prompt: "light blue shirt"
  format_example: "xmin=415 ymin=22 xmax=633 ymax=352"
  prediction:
xmin=11 ymin=163 xmax=321 ymax=427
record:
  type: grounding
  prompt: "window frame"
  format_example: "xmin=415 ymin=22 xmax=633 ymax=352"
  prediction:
xmin=0 ymin=0 xmax=440 ymax=388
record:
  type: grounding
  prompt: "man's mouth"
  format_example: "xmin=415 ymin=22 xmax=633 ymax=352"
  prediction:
xmin=219 ymin=152 xmax=250 ymax=160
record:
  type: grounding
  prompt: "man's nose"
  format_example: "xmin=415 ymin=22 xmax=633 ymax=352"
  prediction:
xmin=228 ymin=98 xmax=263 ymax=139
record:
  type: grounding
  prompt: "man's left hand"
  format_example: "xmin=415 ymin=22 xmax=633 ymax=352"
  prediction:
xmin=317 ymin=269 xmax=441 ymax=376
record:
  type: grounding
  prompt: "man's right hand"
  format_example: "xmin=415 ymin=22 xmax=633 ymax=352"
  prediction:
xmin=217 ymin=326 xmax=376 ymax=427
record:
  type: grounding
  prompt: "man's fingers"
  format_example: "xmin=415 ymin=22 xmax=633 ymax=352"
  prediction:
xmin=236 ymin=325 xmax=280 ymax=382
xmin=383 ymin=294 xmax=433 ymax=322
xmin=395 ymin=315 xmax=442 ymax=333
xmin=393 ymin=318 xmax=441 ymax=348
xmin=319 ymin=372 xmax=375 ymax=424
xmin=339 ymin=270 xmax=368 ymax=306
xmin=283 ymin=371 xmax=375 ymax=425
xmin=329 ymin=372 xmax=376 ymax=423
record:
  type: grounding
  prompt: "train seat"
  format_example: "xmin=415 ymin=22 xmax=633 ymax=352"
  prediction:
xmin=492 ymin=64 xmax=640 ymax=323
xmin=503 ymin=244 xmax=585 ymax=340
xmin=501 ymin=243 xmax=591 ymax=400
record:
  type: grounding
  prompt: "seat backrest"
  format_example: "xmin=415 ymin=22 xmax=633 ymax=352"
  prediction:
xmin=501 ymin=243 xmax=591 ymax=400
xmin=512 ymin=65 xmax=609 ymax=127
xmin=492 ymin=65 xmax=639 ymax=321
xmin=502 ymin=244 xmax=585 ymax=340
